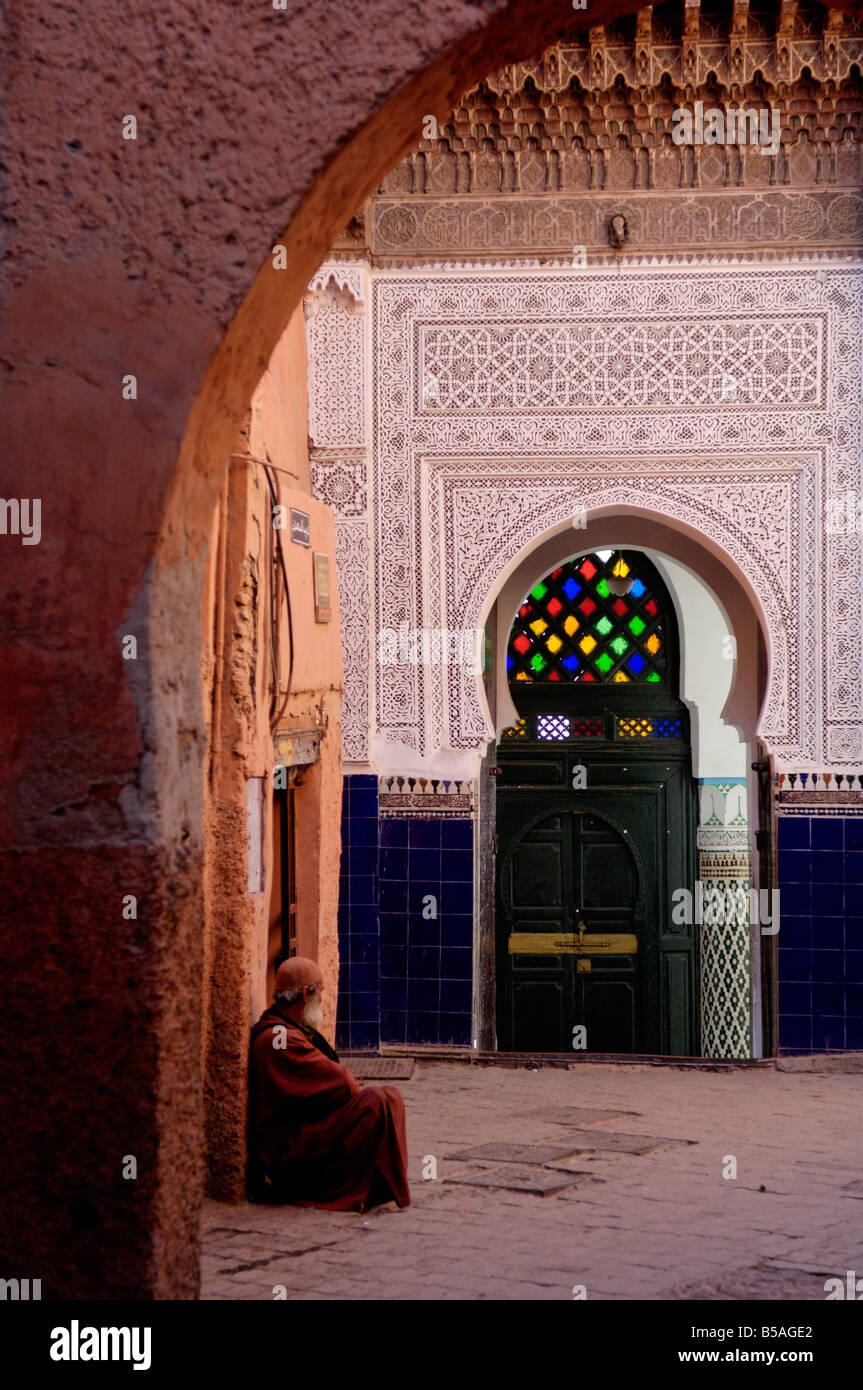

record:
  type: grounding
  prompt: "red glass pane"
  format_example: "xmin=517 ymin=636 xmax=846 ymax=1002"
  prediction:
xmin=547 ymin=669 xmax=560 ymax=681
xmin=579 ymin=558 xmax=597 ymax=580
xmin=513 ymin=634 xmax=531 ymax=655
xmin=551 ymin=568 xmax=563 ymax=579
xmin=546 ymin=597 xmax=563 ymax=616
xmin=612 ymin=598 xmax=628 ymax=617
xmin=644 ymin=598 xmax=658 ymax=616
xmin=519 ymin=604 xmax=531 ymax=618
xmin=580 ymin=670 xmax=596 ymax=681
xmin=578 ymin=597 xmax=597 ymax=616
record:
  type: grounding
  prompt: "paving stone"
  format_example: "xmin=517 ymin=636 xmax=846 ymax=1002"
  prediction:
xmin=443 ymin=1164 xmax=591 ymax=1196
xmin=527 ymin=1107 xmax=641 ymax=1125
xmin=547 ymin=1129 xmax=695 ymax=1155
xmin=445 ymin=1141 xmax=587 ymax=1164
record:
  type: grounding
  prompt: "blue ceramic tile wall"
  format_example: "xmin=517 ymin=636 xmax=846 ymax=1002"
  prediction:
xmin=337 ymin=775 xmax=380 ymax=1052
xmin=379 ymin=815 xmax=473 ymax=1047
xmin=777 ymin=815 xmax=863 ymax=1052
xmin=337 ymin=776 xmax=475 ymax=1049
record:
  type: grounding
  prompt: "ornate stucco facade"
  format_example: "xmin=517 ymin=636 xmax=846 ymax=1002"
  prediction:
xmin=310 ymin=3 xmax=863 ymax=1061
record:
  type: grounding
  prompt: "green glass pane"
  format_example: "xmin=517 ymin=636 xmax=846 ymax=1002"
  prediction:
xmin=595 ymin=578 xmax=610 ymax=598
xmin=595 ymin=615 xmax=613 ymax=636
xmin=594 ymin=652 xmax=614 ymax=673
xmin=628 ymin=615 xmax=646 ymax=636
xmin=529 ymin=652 xmax=547 ymax=673
xmin=531 ymin=581 xmax=548 ymax=601
xmin=647 ymin=671 xmax=661 ymax=682
xmin=610 ymin=636 xmax=629 ymax=656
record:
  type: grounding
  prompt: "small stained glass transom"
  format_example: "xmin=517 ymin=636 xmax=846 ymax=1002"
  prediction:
xmin=618 ymin=716 xmax=682 ymax=740
xmin=507 ymin=552 xmax=668 ymax=686
xmin=537 ymin=714 xmax=571 ymax=741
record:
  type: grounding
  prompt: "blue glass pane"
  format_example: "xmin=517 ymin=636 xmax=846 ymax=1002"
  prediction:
xmin=561 ymin=654 xmax=580 ymax=671
xmin=562 ymin=577 xmax=581 ymax=601
xmin=654 ymin=718 xmax=681 ymax=738
xmin=629 ymin=578 xmax=646 ymax=599
xmin=506 ymin=654 xmax=514 ymax=670
xmin=626 ymin=651 xmax=647 ymax=674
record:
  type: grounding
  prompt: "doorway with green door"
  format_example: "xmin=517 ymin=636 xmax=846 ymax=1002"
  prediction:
xmin=495 ymin=548 xmax=699 ymax=1054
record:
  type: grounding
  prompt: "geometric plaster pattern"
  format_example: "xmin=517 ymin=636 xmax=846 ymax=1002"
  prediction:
xmin=372 ymin=266 xmax=862 ymax=770
xmin=307 ymin=262 xmax=863 ymax=773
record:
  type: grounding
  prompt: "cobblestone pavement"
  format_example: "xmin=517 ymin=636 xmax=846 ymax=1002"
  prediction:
xmin=201 ymin=1061 xmax=863 ymax=1300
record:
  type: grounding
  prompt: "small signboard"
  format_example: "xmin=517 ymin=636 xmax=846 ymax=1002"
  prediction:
xmin=290 ymin=508 xmax=311 ymax=547
xmin=313 ymin=551 xmax=331 ymax=623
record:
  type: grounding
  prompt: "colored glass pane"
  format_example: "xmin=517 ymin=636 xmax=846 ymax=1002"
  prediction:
xmin=507 ymin=551 xmax=669 ymax=689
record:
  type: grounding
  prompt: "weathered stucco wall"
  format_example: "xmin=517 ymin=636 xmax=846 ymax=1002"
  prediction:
xmin=201 ymin=307 xmax=343 ymax=1201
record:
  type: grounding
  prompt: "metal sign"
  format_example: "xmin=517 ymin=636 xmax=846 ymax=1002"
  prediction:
xmin=313 ymin=551 xmax=331 ymax=623
xmin=290 ymin=508 xmax=311 ymax=546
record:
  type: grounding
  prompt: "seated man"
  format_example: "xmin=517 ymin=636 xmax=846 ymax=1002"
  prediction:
xmin=249 ymin=956 xmax=411 ymax=1212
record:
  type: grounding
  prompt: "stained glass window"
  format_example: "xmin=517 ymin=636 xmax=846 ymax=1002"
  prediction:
xmin=507 ymin=551 xmax=668 ymax=686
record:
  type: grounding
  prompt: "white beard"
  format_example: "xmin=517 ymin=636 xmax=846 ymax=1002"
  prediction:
xmin=302 ymin=998 xmax=323 ymax=1032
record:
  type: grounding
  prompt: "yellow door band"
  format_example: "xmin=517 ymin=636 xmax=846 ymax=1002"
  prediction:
xmin=508 ymin=931 xmax=638 ymax=955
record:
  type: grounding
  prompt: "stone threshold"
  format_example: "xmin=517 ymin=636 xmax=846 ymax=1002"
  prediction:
xmin=342 ymin=1045 xmax=774 ymax=1069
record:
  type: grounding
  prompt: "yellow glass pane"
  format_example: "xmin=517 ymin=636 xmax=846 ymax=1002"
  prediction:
xmin=645 ymin=634 xmax=661 ymax=654
xmin=530 ymin=619 xmax=548 ymax=636
xmin=612 ymin=670 xmax=630 ymax=682
xmin=563 ymin=615 xmax=579 ymax=637
xmin=515 ymin=672 xmax=532 ymax=681
xmin=579 ymin=634 xmax=597 ymax=655
xmin=546 ymin=634 xmax=563 ymax=654
xmin=612 ymin=558 xmax=630 ymax=577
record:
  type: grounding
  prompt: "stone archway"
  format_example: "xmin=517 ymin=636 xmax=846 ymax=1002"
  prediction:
xmin=3 ymin=0 xmax=667 ymax=1306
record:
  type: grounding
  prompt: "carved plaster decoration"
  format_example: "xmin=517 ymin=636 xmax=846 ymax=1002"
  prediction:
xmin=352 ymin=3 xmax=863 ymax=264
xmin=305 ymin=263 xmax=372 ymax=764
xmin=351 ymin=264 xmax=860 ymax=773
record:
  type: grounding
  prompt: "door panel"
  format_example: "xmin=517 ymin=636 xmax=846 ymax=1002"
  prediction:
xmin=496 ymin=767 xmax=697 ymax=1054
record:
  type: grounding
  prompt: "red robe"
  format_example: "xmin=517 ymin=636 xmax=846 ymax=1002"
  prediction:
xmin=249 ymin=1007 xmax=411 ymax=1212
